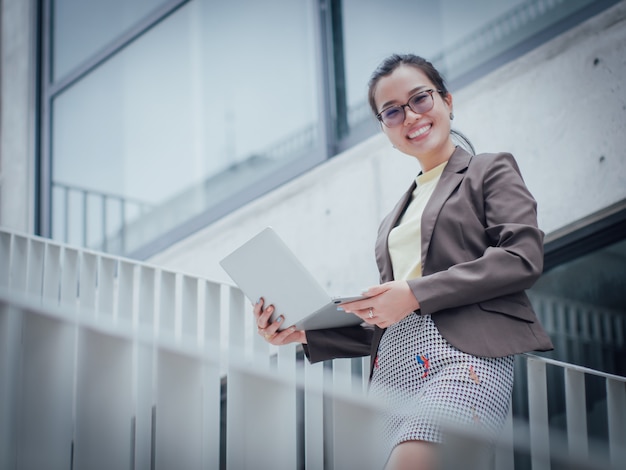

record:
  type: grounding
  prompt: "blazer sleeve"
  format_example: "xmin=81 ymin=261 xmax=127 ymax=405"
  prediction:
xmin=408 ymin=152 xmax=544 ymax=314
xmin=302 ymin=324 xmax=374 ymax=364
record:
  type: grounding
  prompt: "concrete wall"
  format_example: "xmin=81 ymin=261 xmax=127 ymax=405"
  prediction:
xmin=149 ymin=1 xmax=626 ymax=294
xmin=0 ymin=0 xmax=37 ymax=233
xmin=453 ymin=0 xmax=626 ymax=234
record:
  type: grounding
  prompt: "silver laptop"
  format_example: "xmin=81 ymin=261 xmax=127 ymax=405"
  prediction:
xmin=219 ymin=227 xmax=367 ymax=331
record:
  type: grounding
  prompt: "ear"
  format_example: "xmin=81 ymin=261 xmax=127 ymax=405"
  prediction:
xmin=444 ymin=92 xmax=453 ymax=112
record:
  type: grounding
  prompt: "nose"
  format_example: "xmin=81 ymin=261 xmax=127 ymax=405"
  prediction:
xmin=402 ymin=105 xmax=422 ymax=125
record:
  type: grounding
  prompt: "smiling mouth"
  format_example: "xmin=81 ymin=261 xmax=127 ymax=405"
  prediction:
xmin=407 ymin=124 xmax=431 ymax=139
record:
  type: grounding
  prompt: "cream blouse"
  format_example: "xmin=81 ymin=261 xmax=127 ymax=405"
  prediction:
xmin=388 ymin=160 xmax=448 ymax=281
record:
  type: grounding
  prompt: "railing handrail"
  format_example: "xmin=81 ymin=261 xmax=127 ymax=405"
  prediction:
xmin=524 ymin=352 xmax=626 ymax=383
xmin=52 ymin=181 xmax=154 ymax=208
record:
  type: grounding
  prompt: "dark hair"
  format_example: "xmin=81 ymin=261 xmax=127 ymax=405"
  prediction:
xmin=367 ymin=54 xmax=475 ymax=155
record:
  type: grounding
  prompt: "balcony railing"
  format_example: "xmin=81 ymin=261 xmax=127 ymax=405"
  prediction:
xmin=0 ymin=228 xmax=624 ymax=469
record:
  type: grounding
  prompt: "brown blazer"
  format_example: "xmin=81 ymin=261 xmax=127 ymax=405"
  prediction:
xmin=304 ymin=147 xmax=554 ymax=374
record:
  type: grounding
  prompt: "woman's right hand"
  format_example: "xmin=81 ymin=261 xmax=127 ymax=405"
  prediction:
xmin=253 ymin=298 xmax=307 ymax=345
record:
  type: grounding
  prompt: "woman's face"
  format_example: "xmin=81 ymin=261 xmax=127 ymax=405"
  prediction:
xmin=373 ymin=65 xmax=455 ymax=168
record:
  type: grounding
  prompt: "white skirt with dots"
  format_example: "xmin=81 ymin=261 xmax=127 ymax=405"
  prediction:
xmin=369 ymin=312 xmax=514 ymax=453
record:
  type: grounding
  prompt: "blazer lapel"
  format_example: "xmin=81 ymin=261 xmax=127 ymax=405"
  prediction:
xmin=420 ymin=147 xmax=471 ymax=271
xmin=375 ymin=147 xmax=472 ymax=283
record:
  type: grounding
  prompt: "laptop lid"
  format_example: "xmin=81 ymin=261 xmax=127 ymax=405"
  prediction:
xmin=219 ymin=227 xmax=364 ymax=330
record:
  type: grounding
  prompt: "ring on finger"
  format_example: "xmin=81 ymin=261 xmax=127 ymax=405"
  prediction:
xmin=368 ymin=308 xmax=374 ymax=319
xmin=264 ymin=332 xmax=274 ymax=340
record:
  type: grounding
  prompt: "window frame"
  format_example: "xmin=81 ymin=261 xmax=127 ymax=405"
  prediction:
xmin=542 ymin=200 xmax=626 ymax=273
xmin=36 ymin=0 xmax=623 ymax=259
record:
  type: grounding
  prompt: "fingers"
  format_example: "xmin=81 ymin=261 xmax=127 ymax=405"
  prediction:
xmin=254 ymin=298 xmax=274 ymax=329
xmin=362 ymin=283 xmax=392 ymax=297
xmin=257 ymin=317 xmax=299 ymax=345
xmin=339 ymin=286 xmax=389 ymax=313
xmin=254 ymin=298 xmax=301 ymax=344
xmin=268 ymin=324 xmax=299 ymax=345
xmin=258 ymin=313 xmax=283 ymax=338
xmin=340 ymin=300 xmax=378 ymax=316
xmin=337 ymin=304 xmax=378 ymax=325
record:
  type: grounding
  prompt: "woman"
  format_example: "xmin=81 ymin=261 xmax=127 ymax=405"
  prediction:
xmin=253 ymin=54 xmax=553 ymax=470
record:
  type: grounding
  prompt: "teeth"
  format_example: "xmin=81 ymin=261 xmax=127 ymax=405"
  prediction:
xmin=408 ymin=125 xmax=430 ymax=139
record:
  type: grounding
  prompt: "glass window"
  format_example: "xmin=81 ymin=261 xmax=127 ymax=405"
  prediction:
xmin=340 ymin=0 xmax=600 ymax=139
xmin=523 ymin=229 xmax=626 ymax=456
xmin=341 ymin=0 xmax=443 ymax=130
xmin=53 ymin=0 xmax=171 ymax=81
xmin=45 ymin=0 xmax=619 ymax=257
xmin=529 ymin=238 xmax=626 ymax=377
xmin=51 ymin=0 xmax=319 ymax=254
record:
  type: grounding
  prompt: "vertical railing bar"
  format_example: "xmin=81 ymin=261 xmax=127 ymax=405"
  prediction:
xmin=42 ymin=243 xmax=62 ymax=304
xmin=527 ymin=356 xmax=550 ymax=470
xmin=581 ymin=306 xmax=590 ymax=342
xmin=202 ymin=281 xmax=221 ymax=469
xmin=361 ymin=356 xmax=370 ymax=394
xmin=82 ymin=190 xmax=88 ymax=248
xmin=555 ymin=302 xmax=568 ymax=355
xmin=134 ymin=265 xmax=154 ymax=470
xmin=59 ymin=247 xmax=79 ymax=310
xmin=601 ymin=312 xmax=610 ymax=346
xmin=564 ymin=368 xmax=588 ymax=458
xmin=102 ymin=195 xmax=108 ymax=253
xmin=0 ymin=232 xmax=11 ymax=289
xmin=203 ymin=281 xmax=220 ymax=346
xmin=120 ymin=199 xmax=127 ymax=255
xmin=494 ymin=404 xmax=515 ymax=470
xmin=606 ymin=378 xmax=626 ymax=467
xmin=304 ymin=360 xmax=324 ymax=470
xmin=330 ymin=358 xmax=352 ymax=469
xmin=26 ymin=238 xmax=45 ymax=297
xmin=10 ymin=235 xmax=28 ymax=292
xmin=591 ymin=312 xmax=602 ymax=343
xmin=96 ymin=256 xmax=115 ymax=318
xmin=567 ymin=303 xmax=576 ymax=339
xmin=158 ymin=270 xmax=176 ymax=339
xmin=226 ymin=287 xmax=245 ymax=469
xmin=0 ymin=302 xmax=21 ymax=470
xmin=64 ymin=186 xmax=70 ymax=244
xmin=180 ymin=275 xmax=198 ymax=342
xmin=116 ymin=261 xmax=135 ymax=323
xmin=78 ymin=252 xmax=97 ymax=316
xmin=130 ymin=416 xmax=136 ymax=470
xmin=137 ymin=266 xmax=156 ymax=329
xmin=615 ymin=315 xmax=624 ymax=348
xmin=276 ymin=343 xmax=297 ymax=469
xmin=150 ymin=405 xmax=156 ymax=470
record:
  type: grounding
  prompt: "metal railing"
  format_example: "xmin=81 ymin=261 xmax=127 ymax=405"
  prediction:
xmin=52 ymin=181 xmax=154 ymax=254
xmin=0 ymin=228 xmax=624 ymax=469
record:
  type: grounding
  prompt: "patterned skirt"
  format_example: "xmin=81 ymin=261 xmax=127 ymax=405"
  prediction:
xmin=369 ymin=312 xmax=514 ymax=453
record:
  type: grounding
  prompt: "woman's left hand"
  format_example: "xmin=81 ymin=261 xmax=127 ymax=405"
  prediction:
xmin=339 ymin=281 xmax=420 ymax=328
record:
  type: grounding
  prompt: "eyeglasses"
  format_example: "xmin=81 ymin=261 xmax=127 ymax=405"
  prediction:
xmin=376 ymin=89 xmax=441 ymax=127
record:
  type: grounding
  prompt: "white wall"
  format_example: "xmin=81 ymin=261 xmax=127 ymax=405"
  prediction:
xmin=150 ymin=1 xmax=626 ymax=294
xmin=452 ymin=0 xmax=626 ymax=234
xmin=0 ymin=0 xmax=37 ymax=233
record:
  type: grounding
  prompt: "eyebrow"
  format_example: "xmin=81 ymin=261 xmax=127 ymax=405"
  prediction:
xmin=379 ymin=86 xmax=430 ymax=111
